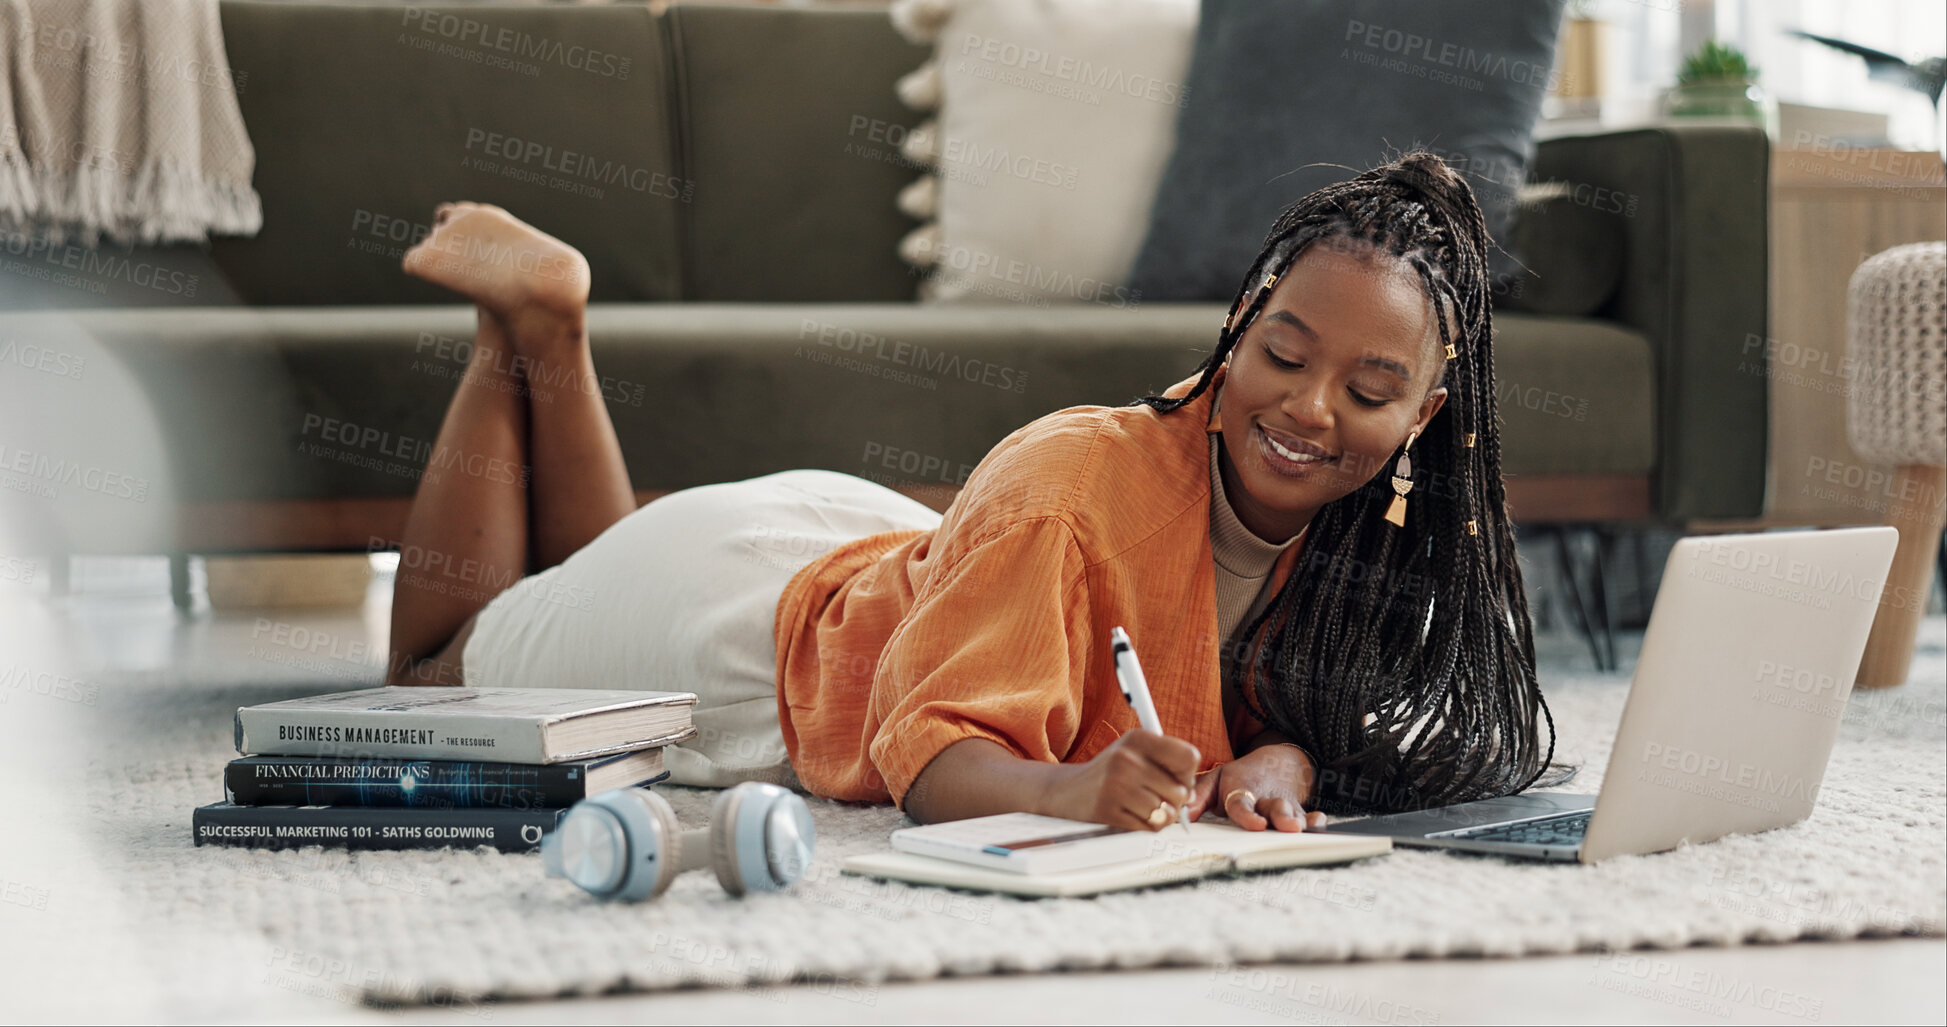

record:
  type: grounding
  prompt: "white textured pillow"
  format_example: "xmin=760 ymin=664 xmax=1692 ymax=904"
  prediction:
xmin=890 ymin=0 xmax=1195 ymax=306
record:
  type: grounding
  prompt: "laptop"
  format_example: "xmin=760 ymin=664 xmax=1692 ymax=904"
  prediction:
xmin=1319 ymin=526 xmax=1900 ymax=863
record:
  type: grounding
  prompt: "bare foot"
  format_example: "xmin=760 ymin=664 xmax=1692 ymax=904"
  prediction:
xmin=403 ymin=202 xmax=591 ymax=359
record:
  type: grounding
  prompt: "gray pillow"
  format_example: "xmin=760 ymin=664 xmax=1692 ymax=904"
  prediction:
xmin=1129 ymin=0 xmax=1565 ymax=301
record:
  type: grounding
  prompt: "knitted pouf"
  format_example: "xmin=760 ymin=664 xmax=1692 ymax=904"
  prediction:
xmin=1847 ymin=242 xmax=1946 ymax=466
xmin=1845 ymin=241 xmax=1946 ymax=688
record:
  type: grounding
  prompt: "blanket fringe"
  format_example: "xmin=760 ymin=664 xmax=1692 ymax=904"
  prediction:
xmin=0 ymin=158 xmax=261 ymax=247
xmin=0 ymin=144 xmax=41 ymax=229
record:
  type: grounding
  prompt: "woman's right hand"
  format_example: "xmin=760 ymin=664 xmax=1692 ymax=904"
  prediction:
xmin=1044 ymin=730 xmax=1201 ymax=831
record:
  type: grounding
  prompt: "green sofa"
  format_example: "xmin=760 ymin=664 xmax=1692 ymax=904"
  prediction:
xmin=0 ymin=1 xmax=1768 ymax=571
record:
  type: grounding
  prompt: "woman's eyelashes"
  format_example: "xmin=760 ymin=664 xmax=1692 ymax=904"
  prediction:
xmin=1262 ymin=347 xmax=1390 ymax=407
xmin=1265 ymin=349 xmax=1302 ymax=371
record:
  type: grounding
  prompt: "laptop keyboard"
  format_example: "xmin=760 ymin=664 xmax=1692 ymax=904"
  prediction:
xmin=1445 ymin=810 xmax=1593 ymax=847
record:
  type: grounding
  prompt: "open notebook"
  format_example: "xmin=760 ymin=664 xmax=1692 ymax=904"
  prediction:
xmin=842 ymin=820 xmax=1391 ymax=898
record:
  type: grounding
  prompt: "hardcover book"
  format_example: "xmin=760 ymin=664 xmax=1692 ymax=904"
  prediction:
xmin=192 ymin=802 xmax=569 ymax=852
xmin=222 ymin=743 xmax=682 ymax=808
xmin=234 ymin=686 xmax=697 ymax=764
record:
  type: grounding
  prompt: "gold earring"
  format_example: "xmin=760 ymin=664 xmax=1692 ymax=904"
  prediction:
xmin=1382 ymin=429 xmax=1419 ymax=527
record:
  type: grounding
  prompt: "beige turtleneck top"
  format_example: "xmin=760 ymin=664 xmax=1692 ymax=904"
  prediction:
xmin=1209 ymin=433 xmax=1306 ymax=731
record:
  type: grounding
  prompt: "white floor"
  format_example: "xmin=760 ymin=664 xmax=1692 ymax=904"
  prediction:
xmin=9 ymin=556 xmax=1945 ymax=1024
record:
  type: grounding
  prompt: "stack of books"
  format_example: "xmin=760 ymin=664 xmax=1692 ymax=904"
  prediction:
xmin=192 ymin=687 xmax=697 ymax=852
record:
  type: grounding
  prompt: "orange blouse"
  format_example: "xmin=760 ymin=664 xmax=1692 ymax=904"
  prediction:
xmin=771 ymin=364 xmax=1306 ymax=805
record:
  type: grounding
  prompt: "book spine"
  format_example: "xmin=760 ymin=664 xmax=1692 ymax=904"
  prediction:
xmin=236 ymin=708 xmax=546 ymax=763
xmin=223 ymin=759 xmax=585 ymax=809
xmin=192 ymin=804 xmax=565 ymax=852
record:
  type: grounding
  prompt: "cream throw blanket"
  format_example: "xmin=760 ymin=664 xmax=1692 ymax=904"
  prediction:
xmin=0 ymin=0 xmax=261 ymax=245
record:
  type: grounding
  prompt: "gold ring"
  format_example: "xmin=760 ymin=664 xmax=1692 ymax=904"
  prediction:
xmin=1147 ymin=803 xmax=1172 ymax=828
xmin=1225 ymin=788 xmax=1256 ymax=809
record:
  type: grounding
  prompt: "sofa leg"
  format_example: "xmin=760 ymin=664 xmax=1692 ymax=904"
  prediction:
xmin=1936 ymin=526 xmax=1945 ymax=615
xmin=169 ymin=553 xmax=194 ymax=612
xmin=1594 ymin=526 xmax=1621 ymax=670
xmin=1551 ymin=526 xmax=1619 ymax=673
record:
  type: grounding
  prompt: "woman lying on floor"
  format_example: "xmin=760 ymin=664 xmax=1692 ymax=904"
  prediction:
xmin=383 ymin=151 xmax=1556 ymax=834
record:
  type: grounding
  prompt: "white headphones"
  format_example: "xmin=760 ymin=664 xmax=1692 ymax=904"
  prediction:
xmin=541 ymin=782 xmax=816 ymax=901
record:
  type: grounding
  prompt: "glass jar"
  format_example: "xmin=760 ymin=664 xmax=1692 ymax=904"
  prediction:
xmin=1663 ymin=80 xmax=1779 ymax=138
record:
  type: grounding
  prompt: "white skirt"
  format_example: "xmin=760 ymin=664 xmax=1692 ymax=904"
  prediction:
xmin=461 ymin=469 xmax=943 ymax=788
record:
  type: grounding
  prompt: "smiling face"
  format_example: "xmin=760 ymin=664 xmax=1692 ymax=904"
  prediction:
xmin=1216 ymin=239 xmax=1450 ymax=542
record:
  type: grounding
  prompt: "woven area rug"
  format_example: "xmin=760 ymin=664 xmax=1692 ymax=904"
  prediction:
xmin=26 ymin=621 xmax=1947 ymax=1009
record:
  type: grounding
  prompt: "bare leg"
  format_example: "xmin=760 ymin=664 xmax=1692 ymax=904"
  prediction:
xmin=386 ymin=309 xmax=530 ymax=682
xmin=514 ymin=307 xmax=637 ymax=571
xmin=386 ymin=203 xmax=637 ymax=684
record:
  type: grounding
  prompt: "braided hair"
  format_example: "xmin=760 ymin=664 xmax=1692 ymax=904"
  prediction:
xmin=1135 ymin=151 xmax=1559 ymax=815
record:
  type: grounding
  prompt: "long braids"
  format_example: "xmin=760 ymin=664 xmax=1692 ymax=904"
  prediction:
xmin=1135 ymin=151 xmax=1557 ymax=814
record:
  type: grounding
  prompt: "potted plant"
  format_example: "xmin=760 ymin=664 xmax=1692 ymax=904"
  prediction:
xmin=1665 ymin=39 xmax=1777 ymax=136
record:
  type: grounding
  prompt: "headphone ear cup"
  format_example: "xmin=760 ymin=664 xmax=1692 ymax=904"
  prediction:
xmin=558 ymin=787 xmax=680 ymax=902
xmin=708 ymin=782 xmax=816 ymax=896
xmin=709 ymin=785 xmax=745 ymax=896
xmin=631 ymin=789 xmax=683 ymax=900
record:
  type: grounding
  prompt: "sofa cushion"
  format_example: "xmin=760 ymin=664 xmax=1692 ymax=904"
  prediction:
xmin=1491 ymin=312 xmax=1654 ymax=474
xmin=1129 ymin=0 xmax=1565 ymax=301
xmin=668 ymin=4 xmax=930 ymax=301
xmin=889 ymin=0 xmax=1196 ymax=305
xmin=1494 ymin=182 xmax=1626 ymax=316
xmin=68 ymin=304 xmax=1651 ymax=508
xmin=209 ymin=2 xmax=682 ymax=305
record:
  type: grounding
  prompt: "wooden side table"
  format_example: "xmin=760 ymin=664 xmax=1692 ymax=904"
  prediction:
xmin=1690 ymin=147 xmax=1945 ymax=516
xmin=1690 ymin=145 xmax=1946 ymax=686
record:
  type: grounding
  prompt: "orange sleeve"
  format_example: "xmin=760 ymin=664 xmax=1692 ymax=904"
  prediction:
xmin=866 ymin=516 xmax=1092 ymax=808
